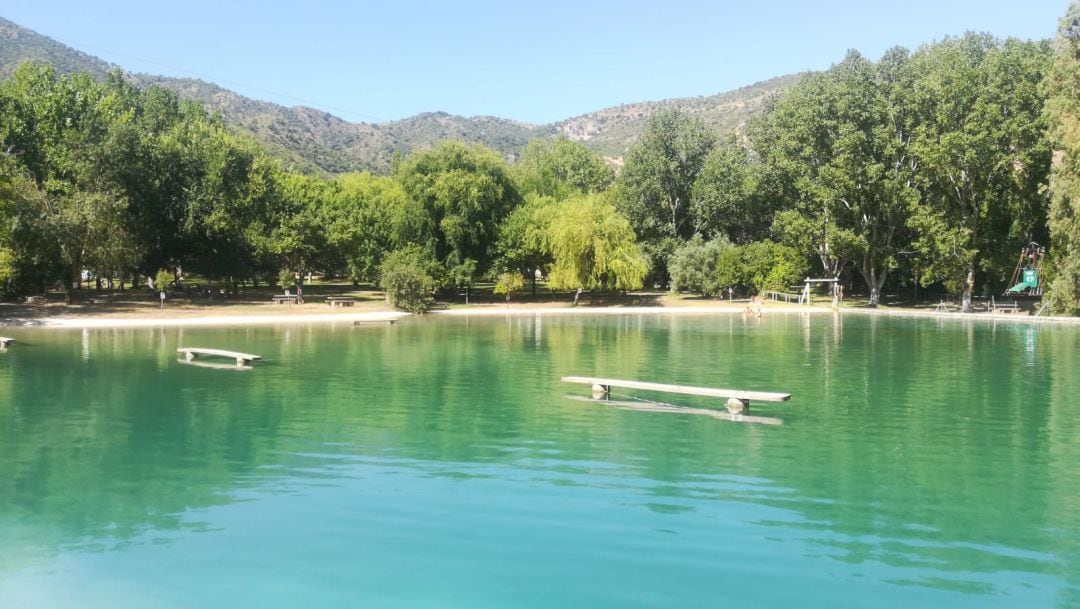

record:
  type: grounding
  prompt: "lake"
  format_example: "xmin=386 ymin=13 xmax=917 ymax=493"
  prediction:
xmin=0 ymin=313 xmax=1077 ymax=608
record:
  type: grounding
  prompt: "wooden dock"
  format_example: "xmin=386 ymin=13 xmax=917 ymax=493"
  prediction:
xmin=353 ymin=318 xmax=397 ymax=325
xmin=0 ymin=337 xmax=14 ymax=350
xmin=562 ymin=375 xmax=790 ymax=419
xmin=177 ymin=347 xmax=262 ymax=367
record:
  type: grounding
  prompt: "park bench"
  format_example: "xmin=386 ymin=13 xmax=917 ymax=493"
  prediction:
xmin=326 ymin=296 xmax=358 ymax=308
xmin=993 ymin=300 xmax=1023 ymax=314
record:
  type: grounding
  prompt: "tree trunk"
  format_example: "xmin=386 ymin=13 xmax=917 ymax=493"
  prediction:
xmin=64 ymin=265 xmax=76 ymax=304
xmin=860 ymin=253 xmax=889 ymax=308
xmin=962 ymin=267 xmax=975 ymax=313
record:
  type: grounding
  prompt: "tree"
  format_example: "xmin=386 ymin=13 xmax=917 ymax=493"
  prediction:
xmin=325 ymin=172 xmax=406 ymax=283
xmin=750 ymin=50 xmax=919 ymax=306
xmin=393 ymin=141 xmax=520 ymax=274
xmin=1045 ymin=3 xmax=1080 ymax=315
xmin=690 ymin=138 xmax=773 ymax=244
xmin=618 ymin=109 xmax=715 ymax=282
xmin=907 ymin=35 xmax=1051 ymax=311
xmin=547 ymin=194 xmax=648 ymax=292
xmin=667 ymin=235 xmax=732 ymax=297
xmin=714 ymin=241 xmax=808 ymax=294
xmin=493 ymin=271 xmax=525 ymax=305
xmin=514 ymin=138 xmax=614 ymax=199
xmin=379 ymin=245 xmax=441 ymax=313
xmin=495 ymin=193 xmax=558 ymax=294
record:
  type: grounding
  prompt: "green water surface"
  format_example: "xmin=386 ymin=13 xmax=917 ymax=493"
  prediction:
xmin=0 ymin=313 xmax=1077 ymax=608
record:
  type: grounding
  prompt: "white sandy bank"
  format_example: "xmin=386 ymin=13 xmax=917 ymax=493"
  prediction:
xmin=35 ymin=311 xmax=409 ymax=329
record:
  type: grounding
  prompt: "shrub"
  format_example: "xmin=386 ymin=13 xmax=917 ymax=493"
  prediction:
xmin=154 ymin=269 xmax=172 ymax=292
xmin=277 ymin=268 xmax=295 ymax=290
xmin=713 ymin=241 xmax=808 ymax=294
xmin=739 ymin=241 xmax=806 ymax=292
xmin=493 ymin=271 xmax=525 ymax=303
xmin=668 ymin=235 xmax=732 ymax=296
xmin=379 ymin=246 xmax=439 ymax=313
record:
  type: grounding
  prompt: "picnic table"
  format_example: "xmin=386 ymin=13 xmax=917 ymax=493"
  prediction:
xmin=992 ymin=300 xmax=1023 ymax=314
xmin=326 ymin=296 xmax=358 ymax=308
xmin=272 ymin=294 xmax=300 ymax=305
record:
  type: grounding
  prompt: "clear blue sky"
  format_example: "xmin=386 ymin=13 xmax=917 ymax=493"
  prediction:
xmin=2 ymin=0 xmax=1068 ymax=124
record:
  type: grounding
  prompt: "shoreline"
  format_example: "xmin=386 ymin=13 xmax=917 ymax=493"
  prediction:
xmin=5 ymin=310 xmax=410 ymax=329
xmin=3 ymin=301 xmax=1079 ymax=329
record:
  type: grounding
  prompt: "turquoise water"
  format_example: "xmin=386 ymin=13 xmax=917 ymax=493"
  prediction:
xmin=0 ymin=314 xmax=1077 ymax=608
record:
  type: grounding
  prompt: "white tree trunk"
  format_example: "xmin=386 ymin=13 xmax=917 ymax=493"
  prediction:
xmin=961 ymin=268 xmax=975 ymax=313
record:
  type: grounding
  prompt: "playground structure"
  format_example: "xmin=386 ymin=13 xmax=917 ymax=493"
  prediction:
xmin=1005 ymin=242 xmax=1046 ymax=297
xmin=799 ymin=277 xmax=840 ymax=306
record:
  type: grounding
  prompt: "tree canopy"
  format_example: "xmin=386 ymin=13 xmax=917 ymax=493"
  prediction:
xmin=1 ymin=12 xmax=1077 ymax=317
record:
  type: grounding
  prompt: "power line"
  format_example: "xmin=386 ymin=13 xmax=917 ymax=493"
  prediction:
xmin=48 ymin=34 xmax=387 ymax=123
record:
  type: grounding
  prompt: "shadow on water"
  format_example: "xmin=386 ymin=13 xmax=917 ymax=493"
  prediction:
xmin=0 ymin=315 xmax=1077 ymax=607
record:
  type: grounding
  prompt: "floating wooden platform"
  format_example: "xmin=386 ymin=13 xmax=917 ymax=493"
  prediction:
xmin=353 ymin=318 xmax=397 ymax=325
xmin=562 ymin=375 xmax=790 ymax=420
xmin=177 ymin=347 xmax=262 ymax=367
xmin=177 ymin=358 xmax=254 ymax=371
xmin=0 ymin=337 xmax=14 ymax=349
xmin=564 ymin=396 xmax=783 ymax=425
xmin=561 ymin=376 xmax=790 ymax=403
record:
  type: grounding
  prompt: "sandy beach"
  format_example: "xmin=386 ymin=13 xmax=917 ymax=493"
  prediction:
xmin=3 ymin=294 xmax=1079 ymax=328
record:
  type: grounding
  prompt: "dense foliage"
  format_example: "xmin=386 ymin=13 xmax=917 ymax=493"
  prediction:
xmin=3 ymin=6 xmax=1080 ymax=314
xmin=1046 ymin=3 xmax=1080 ymax=315
xmin=378 ymin=245 xmax=440 ymax=313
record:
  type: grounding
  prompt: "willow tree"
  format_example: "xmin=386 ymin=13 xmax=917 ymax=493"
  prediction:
xmin=547 ymin=194 xmax=648 ymax=292
xmin=1045 ymin=3 xmax=1080 ymax=315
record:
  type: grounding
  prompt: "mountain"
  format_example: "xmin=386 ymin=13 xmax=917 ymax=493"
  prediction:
xmin=0 ymin=16 xmax=800 ymax=174
xmin=553 ymin=74 xmax=803 ymax=163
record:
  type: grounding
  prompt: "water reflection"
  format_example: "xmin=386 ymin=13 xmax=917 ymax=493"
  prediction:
xmin=0 ymin=315 xmax=1076 ymax=607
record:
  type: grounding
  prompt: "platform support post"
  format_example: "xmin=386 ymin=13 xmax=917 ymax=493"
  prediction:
xmin=725 ymin=397 xmax=750 ymax=415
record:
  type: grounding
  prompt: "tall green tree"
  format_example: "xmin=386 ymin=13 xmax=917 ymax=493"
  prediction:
xmin=514 ymin=138 xmax=614 ymax=199
xmin=1045 ymin=3 xmax=1080 ymax=315
xmin=690 ymin=137 xmax=775 ymax=244
xmin=495 ymin=193 xmax=558 ymax=293
xmin=324 ymin=172 xmax=406 ymax=283
xmin=393 ymin=141 xmax=520 ymax=274
xmin=751 ymin=50 xmax=919 ymax=306
xmin=618 ymin=109 xmax=715 ymax=281
xmin=907 ymin=34 xmax=1051 ymax=311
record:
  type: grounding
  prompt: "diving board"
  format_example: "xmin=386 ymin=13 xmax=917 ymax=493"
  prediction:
xmin=177 ymin=347 xmax=262 ymax=367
